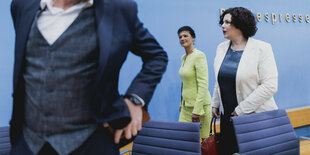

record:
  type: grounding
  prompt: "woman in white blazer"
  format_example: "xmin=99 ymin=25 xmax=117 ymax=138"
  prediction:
xmin=211 ymin=7 xmax=278 ymax=155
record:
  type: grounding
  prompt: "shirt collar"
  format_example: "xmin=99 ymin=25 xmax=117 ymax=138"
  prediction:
xmin=84 ymin=0 xmax=94 ymax=8
xmin=40 ymin=0 xmax=94 ymax=11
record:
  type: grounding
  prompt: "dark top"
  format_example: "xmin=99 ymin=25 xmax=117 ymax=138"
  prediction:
xmin=218 ymin=47 xmax=243 ymax=116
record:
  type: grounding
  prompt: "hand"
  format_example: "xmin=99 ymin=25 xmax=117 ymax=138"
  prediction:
xmin=231 ymin=111 xmax=238 ymax=116
xmin=103 ymin=98 xmax=143 ymax=144
xmin=212 ymin=107 xmax=220 ymax=118
xmin=192 ymin=114 xmax=200 ymax=122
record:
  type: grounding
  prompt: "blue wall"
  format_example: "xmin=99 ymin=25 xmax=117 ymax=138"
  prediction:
xmin=0 ymin=0 xmax=14 ymax=126
xmin=120 ymin=0 xmax=310 ymax=121
xmin=1 ymin=0 xmax=310 ymax=126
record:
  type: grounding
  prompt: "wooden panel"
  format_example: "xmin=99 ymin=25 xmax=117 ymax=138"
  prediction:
xmin=216 ymin=121 xmax=220 ymax=133
xmin=287 ymin=106 xmax=310 ymax=128
xmin=120 ymin=142 xmax=133 ymax=155
xmin=300 ymin=139 xmax=310 ymax=155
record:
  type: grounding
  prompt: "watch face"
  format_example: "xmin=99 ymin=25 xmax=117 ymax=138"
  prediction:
xmin=125 ymin=95 xmax=143 ymax=106
xmin=130 ymin=97 xmax=141 ymax=105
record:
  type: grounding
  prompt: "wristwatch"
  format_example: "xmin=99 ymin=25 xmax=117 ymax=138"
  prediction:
xmin=124 ymin=94 xmax=145 ymax=107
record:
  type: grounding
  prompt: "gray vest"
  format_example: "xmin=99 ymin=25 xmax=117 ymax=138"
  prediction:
xmin=23 ymin=7 xmax=98 ymax=155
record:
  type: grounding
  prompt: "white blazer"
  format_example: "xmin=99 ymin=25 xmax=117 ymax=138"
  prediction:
xmin=211 ymin=38 xmax=278 ymax=116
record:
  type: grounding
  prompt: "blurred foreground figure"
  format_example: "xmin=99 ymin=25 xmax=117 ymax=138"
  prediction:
xmin=10 ymin=0 xmax=168 ymax=154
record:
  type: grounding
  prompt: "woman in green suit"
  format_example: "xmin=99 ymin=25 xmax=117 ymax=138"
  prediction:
xmin=178 ymin=26 xmax=212 ymax=139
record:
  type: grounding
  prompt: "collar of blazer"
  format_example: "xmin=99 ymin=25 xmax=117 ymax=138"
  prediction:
xmin=214 ymin=37 xmax=256 ymax=79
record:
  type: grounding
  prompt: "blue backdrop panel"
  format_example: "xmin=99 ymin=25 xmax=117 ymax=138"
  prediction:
xmin=0 ymin=0 xmax=14 ymax=126
xmin=0 ymin=0 xmax=309 ymax=126
xmin=119 ymin=0 xmax=310 ymax=122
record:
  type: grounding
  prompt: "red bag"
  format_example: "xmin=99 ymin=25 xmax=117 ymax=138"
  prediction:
xmin=201 ymin=116 xmax=220 ymax=155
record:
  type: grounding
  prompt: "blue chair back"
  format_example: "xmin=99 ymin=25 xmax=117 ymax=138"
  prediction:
xmin=132 ymin=120 xmax=201 ymax=155
xmin=0 ymin=126 xmax=10 ymax=155
xmin=231 ymin=109 xmax=299 ymax=155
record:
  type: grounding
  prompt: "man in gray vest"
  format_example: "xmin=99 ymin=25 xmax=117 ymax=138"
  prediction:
xmin=10 ymin=0 xmax=168 ymax=154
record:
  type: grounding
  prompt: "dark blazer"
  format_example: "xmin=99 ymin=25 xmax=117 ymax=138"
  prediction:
xmin=10 ymin=0 xmax=168 ymax=144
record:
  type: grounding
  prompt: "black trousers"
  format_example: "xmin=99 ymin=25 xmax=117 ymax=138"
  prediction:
xmin=10 ymin=127 xmax=120 ymax=155
xmin=219 ymin=114 xmax=239 ymax=155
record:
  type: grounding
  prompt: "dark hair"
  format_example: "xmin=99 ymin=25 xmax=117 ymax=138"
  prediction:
xmin=219 ymin=7 xmax=257 ymax=38
xmin=177 ymin=26 xmax=196 ymax=38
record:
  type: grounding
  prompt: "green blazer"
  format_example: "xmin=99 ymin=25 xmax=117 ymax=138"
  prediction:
xmin=179 ymin=48 xmax=211 ymax=115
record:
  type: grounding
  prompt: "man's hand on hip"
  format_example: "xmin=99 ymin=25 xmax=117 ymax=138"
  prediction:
xmin=104 ymin=98 xmax=143 ymax=144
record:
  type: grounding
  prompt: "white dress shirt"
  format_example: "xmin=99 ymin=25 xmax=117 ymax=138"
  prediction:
xmin=38 ymin=0 xmax=93 ymax=45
